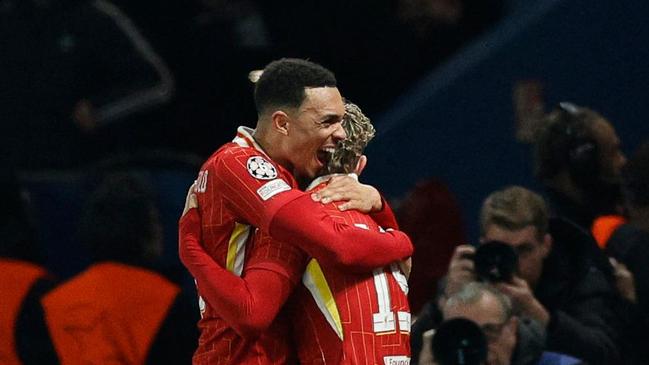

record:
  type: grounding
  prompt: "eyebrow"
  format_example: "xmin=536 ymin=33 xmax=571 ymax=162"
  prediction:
xmin=320 ymin=113 xmax=343 ymax=123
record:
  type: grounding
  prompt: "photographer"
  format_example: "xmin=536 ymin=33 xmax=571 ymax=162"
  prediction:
xmin=437 ymin=282 xmax=581 ymax=365
xmin=445 ymin=186 xmax=622 ymax=365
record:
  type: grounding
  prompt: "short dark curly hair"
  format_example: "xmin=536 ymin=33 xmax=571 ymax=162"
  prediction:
xmin=623 ymin=141 xmax=649 ymax=208
xmin=254 ymin=58 xmax=337 ymax=115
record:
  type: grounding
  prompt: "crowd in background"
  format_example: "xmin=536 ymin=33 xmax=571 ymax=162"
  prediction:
xmin=1 ymin=0 xmax=504 ymax=170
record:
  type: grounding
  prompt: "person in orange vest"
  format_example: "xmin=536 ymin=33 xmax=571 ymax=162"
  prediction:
xmin=0 ymin=172 xmax=59 ymax=365
xmin=41 ymin=172 xmax=197 ymax=365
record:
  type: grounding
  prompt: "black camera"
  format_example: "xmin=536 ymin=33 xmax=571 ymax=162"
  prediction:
xmin=473 ymin=241 xmax=518 ymax=283
xmin=432 ymin=318 xmax=487 ymax=365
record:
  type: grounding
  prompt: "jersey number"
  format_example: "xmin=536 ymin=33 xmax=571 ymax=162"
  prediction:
xmin=372 ymin=267 xmax=410 ymax=334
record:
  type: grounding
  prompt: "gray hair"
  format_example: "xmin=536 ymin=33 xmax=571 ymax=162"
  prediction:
xmin=444 ymin=282 xmax=512 ymax=321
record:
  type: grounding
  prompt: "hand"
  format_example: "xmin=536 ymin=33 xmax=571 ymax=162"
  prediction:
xmin=496 ymin=276 xmax=549 ymax=327
xmin=182 ymin=182 xmax=198 ymax=217
xmin=445 ymin=245 xmax=476 ymax=297
xmin=400 ymin=257 xmax=412 ymax=280
xmin=610 ymin=257 xmax=637 ymax=303
xmin=311 ymin=175 xmax=382 ymax=213
xmin=419 ymin=329 xmax=436 ymax=365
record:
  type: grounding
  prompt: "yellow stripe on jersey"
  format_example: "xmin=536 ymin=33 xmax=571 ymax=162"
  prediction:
xmin=227 ymin=223 xmax=250 ymax=276
xmin=302 ymin=259 xmax=343 ymax=340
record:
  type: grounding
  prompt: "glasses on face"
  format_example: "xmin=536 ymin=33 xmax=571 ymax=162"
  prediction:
xmin=480 ymin=319 xmax=509 ymax=342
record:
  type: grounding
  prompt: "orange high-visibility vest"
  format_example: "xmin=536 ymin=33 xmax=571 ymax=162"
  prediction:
xmin=0 ymin=259 xmax=49 ymax=365
xmin=592 ymin=215 xmax=627 ymax=249
xmin=42 ymin=262 xmax=179 ymax=365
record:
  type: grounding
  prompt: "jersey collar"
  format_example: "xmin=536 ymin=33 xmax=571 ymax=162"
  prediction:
xmin=306 ymin=173 xmax=358 ymax=191
xmin=233 ymin=126 xmax=269 ymax=158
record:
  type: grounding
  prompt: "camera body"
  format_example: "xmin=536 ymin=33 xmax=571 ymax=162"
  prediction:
xmin=432 ymin=318 xmax=487 ymax=365
xmin=473 ymin=241 xmax=519 ymax=283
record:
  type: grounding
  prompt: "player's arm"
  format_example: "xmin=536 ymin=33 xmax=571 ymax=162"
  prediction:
xmin=179 ymin=205 xmax=299 ymax=340
xmin=209 ymin=154 xmax=413 ymax=271
xmin=268 ymin=193 xmax=412 ymax=272
xmin=310 ymin=174 xmax=399 ymax=229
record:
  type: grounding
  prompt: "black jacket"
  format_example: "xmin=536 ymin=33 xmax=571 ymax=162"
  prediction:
xmin=535 ymin=219 xmax=623 ymax=365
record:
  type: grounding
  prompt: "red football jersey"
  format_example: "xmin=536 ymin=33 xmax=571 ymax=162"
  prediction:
xmin=187 ymin=127 xmax=413 ymax=364
xmin=289 ymin=177 xmax=411 ymax=365
xmin=192 ymin=127 xmax=302 ymax=364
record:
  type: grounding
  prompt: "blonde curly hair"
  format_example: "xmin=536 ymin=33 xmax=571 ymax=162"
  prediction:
xmin=322 ymin=102 xmax=376 ymax=175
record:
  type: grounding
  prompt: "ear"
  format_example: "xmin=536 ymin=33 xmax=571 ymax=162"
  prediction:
xmin=271 ymin=110 xmax=290 ymax=136
xmin=353 ymin=155 xmax=368 ymax=176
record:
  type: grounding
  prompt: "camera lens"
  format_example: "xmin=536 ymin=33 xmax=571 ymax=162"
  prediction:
xmin=474 ymin=241 xmax=518 ymax=283
xmin=432 ymin=318 xmax=487 ymax=365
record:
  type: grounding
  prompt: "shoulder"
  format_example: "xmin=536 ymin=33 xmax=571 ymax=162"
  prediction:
xmin=538 ymin=351 xmax=584 ymax=365
xmin=204 ymin=145 xmax=283 ymax=178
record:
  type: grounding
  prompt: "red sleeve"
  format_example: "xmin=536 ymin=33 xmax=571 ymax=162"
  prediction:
xmin=178 ymin=209 xmax=298 ymax=339
xmin=268 ymin=194 xmax=414 ymax=272
xmin=209 ymin=151 xmax=412 ymax=270
xmin=244 ymin=231 xmax=309 ymax=286
xmin=207 ymin=151 xmax=305 ymax=233
xmin=370 ymin=195 xmax=399 ymax=229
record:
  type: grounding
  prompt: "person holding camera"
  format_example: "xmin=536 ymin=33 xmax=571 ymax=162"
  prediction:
xmin=435 ymin=282 xmax=582 ymax=365
xmin=444 ymin=186 xmax=623 ymax=365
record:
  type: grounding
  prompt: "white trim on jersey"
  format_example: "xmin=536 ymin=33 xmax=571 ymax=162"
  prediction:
xmin=390 ymin=263 xmax=409 ymax=295
xmin=306 ymin=173 xmax=355 ymax=191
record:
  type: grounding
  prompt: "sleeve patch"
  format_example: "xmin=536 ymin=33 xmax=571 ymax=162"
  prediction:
xmin=247 ymin=156 xmax=278 ymax=180
xmin=257 ymin=179 xmax=291 ymax=201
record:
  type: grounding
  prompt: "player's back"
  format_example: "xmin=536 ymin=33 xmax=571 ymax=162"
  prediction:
xmin=290 ymin=180 xmax=411 ymax=364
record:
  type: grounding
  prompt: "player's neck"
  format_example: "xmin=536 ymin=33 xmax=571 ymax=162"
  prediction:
xmin=253 ymin=127 xmax=293 ymax=172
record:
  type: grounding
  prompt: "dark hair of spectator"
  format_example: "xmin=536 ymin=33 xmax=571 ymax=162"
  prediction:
xmin=0 ymin=172 xmax=40 ymax=262
xmin=533 ymin=103 xmax=602 ymax=181
xmin=254 ymin=58 xmax=337 ymax=115
xmin=623 ymin=141 xmax=649 ymax=208
xmin=78 ymin=173 xmax=160 ymax=265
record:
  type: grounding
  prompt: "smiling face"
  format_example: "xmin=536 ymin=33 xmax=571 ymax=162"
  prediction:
xmin=285 ymin=87 xmax=346 ymax=180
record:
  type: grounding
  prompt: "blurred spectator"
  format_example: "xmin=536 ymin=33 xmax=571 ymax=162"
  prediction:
xmin=533 ymin=102 xmax=626 ymax=232
xmin=444 ymin=186 xmax=623 ymax=364
xmin=437 ymin=282 xmax=582 ymax=365
xmin=532 ymin=102 xmax=629 ymax=288
xmin=1 ymin=0 xmax=174 ymax=169
xmin=397 ymin=177 xmax=466 ymax=314
xmin=40 ymin=173 xmax=197 ymax=364
xmin=0 ymin=172 xmax=58 ymax=364
xmin=608 ymin=141 xmax=649 ymax=321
